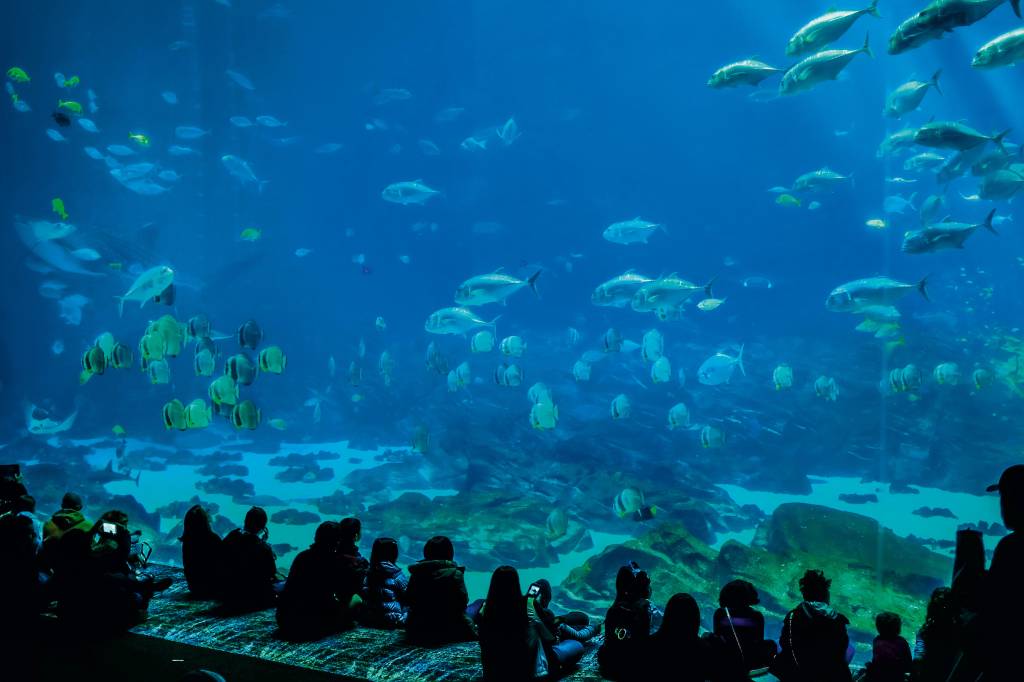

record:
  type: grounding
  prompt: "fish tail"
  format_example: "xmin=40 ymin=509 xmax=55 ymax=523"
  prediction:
xmin=917 ymin=275 xmax=931 ymax=302
xmin=930 ymin=69 xmax=942 ymax=96
xmin=527 ymin=269 xmax=542 ymax=297
xmin=993 ymin=129 xmax=1011 ymax=153
xmin=704 ymin=276 xmax=718 ymax=299
xmin=1013 ymin=0 xmax=1021 ymax=19
xmin=984 ymin=209 xmax=998 ymax=235
xmin=866 ymin=0 xmax=881 ymax=17
xmin=861 ymin=33 xmax=873 ymax=59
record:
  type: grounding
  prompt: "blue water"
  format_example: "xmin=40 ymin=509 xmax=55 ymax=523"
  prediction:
xmin=1 ymin=0 xmax=1021 ymax=623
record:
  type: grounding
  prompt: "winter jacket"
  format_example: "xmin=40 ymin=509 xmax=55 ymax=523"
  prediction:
xmin=405 ymin=559 xmax=477 ymax=646
xmin=220 ymin=529 xmax=278 ymax=611
xmin=713 ymin=605 xmax=775 ymax=670
xmin=770 ymin=601 xmax=853 ymax=682
xmin=276 ymin=545 xmax=356 ymax=640
xmin=598 ymin=597 xmax=654 ymax=681
xmin=361 ymin=560 xmax=409 ymax=628
xmin=43 ymin=508 xmax=90 ymax=541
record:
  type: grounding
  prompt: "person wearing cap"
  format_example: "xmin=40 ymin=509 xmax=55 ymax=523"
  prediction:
xmin=713 ymin=579 xmax=777 ymax=672
xmin=981 ymin=465 xmax=1024 ymax=681
xmin=43 ymin=491 xmax=91 ymax=542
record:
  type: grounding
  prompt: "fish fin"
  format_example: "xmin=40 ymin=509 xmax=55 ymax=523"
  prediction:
xmin=1014 ymin=0 xmax=1021 ymax=18
xmin=984 ymin=209 xmax=998 ymax=235
xmin=862 ymin=33 xmax=873 ymax=59
xmin=704 ymin=276 xmax=717 ymax=299
xmin=918 ymin=275 xmax=931 ymax=302
xmin=527 ymin=269 xmax=542 ymax=297
xmin=134 ymin=471 xmax=141 ymax=487
xmin=736 ymin=344 xmax=746 ymax=377
xmin=930 ymin=69 xmax=942 ymax=96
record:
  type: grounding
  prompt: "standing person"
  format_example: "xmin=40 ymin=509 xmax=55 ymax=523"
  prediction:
xmin=913 ymin=587 xmax=963 ymax=682
xmin=178 ymin=505 xmax=223 ymax=599
xmin=770 ymin=569 xmax=853 ymax=682
xmin=405 ymin=535 xmax=477 ymax=646
xmin=982 ymin=464 xmax=1024 ymax=681
xmin=361 ymin=537 xmax=410 ymax=628
xmin=277 ymin=521 xmax=355 ymax=640
xmin=598 ymin=561 xmax=656 ymax=681
xmin=713 ymin=579 xmax=776 ymax=672
xmin=220 ymin=507 xmax=281 ymax=612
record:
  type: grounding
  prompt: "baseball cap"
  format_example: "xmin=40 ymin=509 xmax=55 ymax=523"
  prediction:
xmin=986 ymin=464 xmax=1024 ymax=494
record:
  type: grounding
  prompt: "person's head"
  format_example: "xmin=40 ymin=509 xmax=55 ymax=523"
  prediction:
xmin=243 ymin=506 xmax=268 ymax=534
xmin=14 ymin=494 xmax=35 ymax=514
xmin=339 ymin=517 xmax=361 ymax=547
xmin=925 ymin=587 xmax=955 ymax=625
xmin=370 ymin=537 xmax=399 ymax=565
xmin=876 ymin=611 xmax=902 ymax=638
xmin=719 ymin=579 xmax=759 ymax=610
xmin=987 ymin=464 xmax=1024 ymax=530
xmin=658 ymin=593 xmax=701 ymax=640
xmin=528 ymin=578 xmax=553 ymax=608
xmin=423 ymin=535 xmax=454 ymax=561
xmin=181 ymin=504 xmax=213 ymax=540
xmin=798 ymin=569 xmax=831 ymax=603
xmin=615 ymin=561 xmax=652 ymax=601
xmin=484 ymin=565 xmax=526 ymax=626
xmin=99 ymin=509 xmax=129 ymax=528
xmin=61 ymin=491 xmax=83 ymax=511
xmin=313 ymin=521 xmax=341 ymax=552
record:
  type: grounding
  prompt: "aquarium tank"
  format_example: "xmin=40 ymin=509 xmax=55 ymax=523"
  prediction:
xmin=2 ymin=0 xmax=1022 ymax=664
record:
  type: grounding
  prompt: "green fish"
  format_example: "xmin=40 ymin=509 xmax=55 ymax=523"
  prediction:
xmin=57 ymin=99 xmax=83 ymax=115
xmin=6 ymin=67 xmax=29 ymax=83
xmin=63 ymin=75 xmax=80 ymax=87
xmin=52 ymin=197 xmax=68 ymax=221
xmin=776 ymin=194 xmax=802 ymax=208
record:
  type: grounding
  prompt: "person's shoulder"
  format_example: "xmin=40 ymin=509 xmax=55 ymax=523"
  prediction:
xmin=994 ymin=531 xmax=1022 ymax=553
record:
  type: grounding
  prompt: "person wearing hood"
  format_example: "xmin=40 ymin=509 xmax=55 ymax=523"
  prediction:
xmin=178 ymin=504 xmax=223 ymax=599
xmin=713 ymin=579 xmax=776 ymax=672
xmin=405 ymin=535 xmax=478 ymax=646
xmin=770 ymin=569 xmax=853 ymax=682
xmin=42 ymin=491 xmax=90 ymax=541
xmin=276 ymin=521 xmax=357 ymax=640
xmin=361 ymin=537 xmax=409 ymax=628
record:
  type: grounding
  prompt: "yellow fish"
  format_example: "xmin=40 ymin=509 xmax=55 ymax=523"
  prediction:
xmin=776 ymin=194 xmax=801 ymax=208
xmin=697 ymin=297 xmax=726 ymax=312
xmin=240 ymin=228 xmax=262 ymax=242
xmin=57 ymin=99 xmax=82 ymax=115
xmin=52 ymin=197 xmax=68 ymax=221
xmin=63 ymin=75 xmax=80 ymax=88
xmin=128 ymin=132 xmax=150 ymax=147
xmin=866 ymin=219 xmax=887 ymax=230
xmin=6 ymin=67 xmax=29 ymax=83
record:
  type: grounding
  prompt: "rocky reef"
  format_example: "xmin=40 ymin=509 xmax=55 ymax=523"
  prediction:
xmin=561 ymin=503 xmax=951 ymax=642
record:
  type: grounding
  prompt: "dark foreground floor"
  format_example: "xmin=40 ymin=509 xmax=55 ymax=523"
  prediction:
xmin=36 ymin=564 xmax=605 ymax=682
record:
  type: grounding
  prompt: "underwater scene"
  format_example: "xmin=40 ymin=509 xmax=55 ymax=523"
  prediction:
xmin=3 ymin=0 xmax=1024 ymax=658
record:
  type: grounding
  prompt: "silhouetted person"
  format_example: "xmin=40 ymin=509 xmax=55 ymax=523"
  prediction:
xmin=713 ymin=579 xmax=776 ymax=672
xmin=524 ymin=579 xmax=587 ymax=674
xmin=0 ymin=510 xmax=44 ymax=679
xmin=43 ymin=491 xmax=90 ymax=542
xmin=179 ymin=670 xmax=227 ymax=682
xmin=220 ymin=507 xmax=280 ymax=612
xmin=598 ymin=562 xmax=655 ymax=681
xmin=277 ymin=521 xmax=355 ymax=640
xmin=336 ymin=517 xmax=369 ymax=615
xmin=526 ymin=578 xmax=599 ymax=644
xmin=863 ymin=611 xmax=911 ymax=682
xmin=479 ymin=565 xmax=544 ymax=681
xmin=913 ymin=587 xmax=963 ymax=682
xmin=982 ymin=464 xmax=1024 ymax=681
xmin=770 ymin=569 xmax=852 ymax=682
xmin=179 ymin=504 xmax=223 ymax=599
xmin=644 ymin=593 xmax=747 ymax=681
xmin=405 ymin=535 xmax=477 ymax=646
xmin=361 ymin=537 xmax=410 ymax=628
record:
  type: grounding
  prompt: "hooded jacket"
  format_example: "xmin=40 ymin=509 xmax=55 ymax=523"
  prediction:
xmin=361 ymin=560 xmax=409 ymax=628
xmin=771 ymin=601 xmax=853 ymax=682
xmin=43 ymin=508 xmax=90 ymax=541
xmin=405 ymin=559 xmax=477 ymax=646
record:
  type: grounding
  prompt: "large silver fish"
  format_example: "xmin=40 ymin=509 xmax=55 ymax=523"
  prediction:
xmin=454 ymin=269 xmax=541 ymax=306
xmin=780 ymin=34 xmax=873 ymax=96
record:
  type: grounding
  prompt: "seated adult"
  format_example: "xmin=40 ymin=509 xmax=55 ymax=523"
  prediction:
xmin=405 ymin=535 xmax=477 ymax=646
xmin=277 ymin=521 xmax=355 ymax=640
xmin=598 ymin=561 xmax=655 ymax=681
xmin=0 ymin=510 xmax=44 ymax=678
xmin=220 ymin=507 xmax=281 ymax=612
xmin=645 ymin=593 xmax=747 ymax=681
xmin=479 ymin=565 xmax=546 ymax=681
xmin=713 ymin=578 xmax=776 ymax=671
xmin=770 ymin=569 xmax=853 ymax=682
xmin=179 ymin=504 xmax=223 ymax=599
xmin=361 ymin=537 xmax=410 ymax=628
xmin=526 ymin=578 xmax=599 ymax=643
xmin=42 ymin=491 xmax=91 ymax=542
xmin=336 ymin=517 xmax=369 ymax=613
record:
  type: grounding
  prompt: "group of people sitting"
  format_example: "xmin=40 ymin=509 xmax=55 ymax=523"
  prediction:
xmin=1 ymin=463 xmax=1021 ymax=681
